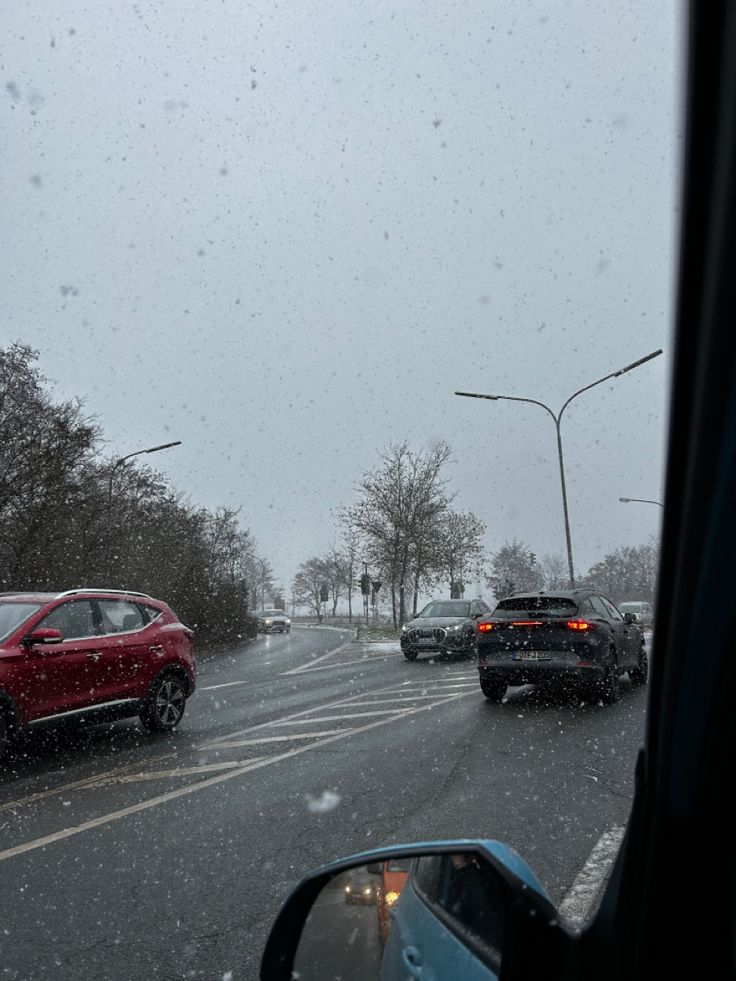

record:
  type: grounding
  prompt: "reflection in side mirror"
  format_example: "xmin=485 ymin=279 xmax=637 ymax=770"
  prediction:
xmin=23 ymin=628 xmax=63 ymax=646
xmin=260 ymin=841 xmax=572 ymax=981
xmin=291 ymin=853 xmax=505 ymax=981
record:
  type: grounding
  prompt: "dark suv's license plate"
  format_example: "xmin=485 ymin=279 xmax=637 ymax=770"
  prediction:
xmin=513 ymin=651 xmax=551 ymax=661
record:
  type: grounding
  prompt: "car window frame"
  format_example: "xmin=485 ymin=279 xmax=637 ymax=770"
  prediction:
xmin=601 ymin=596 xmax=624 ymax=621
xmin=409 ymin=855 xmax=504 ymax=974
xmin=96 ymin=598 xmax=149 ymax=636
xmin=37 ymin=598 xmax=101 ymax=641
xmin=589 ymin=596 xmax=610 ymax=619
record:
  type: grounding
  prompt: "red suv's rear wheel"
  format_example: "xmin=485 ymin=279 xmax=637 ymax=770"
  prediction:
xmin=140 ymin=672 xmax=188 ymax=732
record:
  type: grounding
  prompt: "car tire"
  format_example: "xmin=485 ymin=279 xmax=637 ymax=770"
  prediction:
xmin=462 ymin=634 xmax=476 ymax=659
xmin=630 ymin=643 xmax=649 ymax=686
xmin=598 ymin=649 xmax=620 ymax=704
xmin=403 ymin=648 xmax=418 ymax=662
xmin=140 ymin=672 xmax=188 ymax=732
xmin=480 ymin=679 xmax=506 ymax=702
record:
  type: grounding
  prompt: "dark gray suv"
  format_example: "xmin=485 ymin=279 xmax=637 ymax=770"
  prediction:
xmin=400 ymin=598 xmax=493 ymax=661
xmin=476 ymin=588 xmax=647 ymax=703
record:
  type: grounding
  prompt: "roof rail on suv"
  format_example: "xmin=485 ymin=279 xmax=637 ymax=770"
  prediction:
xmin=54 ymin=588 xmax=153 ymax=600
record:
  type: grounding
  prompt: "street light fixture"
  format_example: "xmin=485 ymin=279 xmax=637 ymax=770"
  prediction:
xmin=104 ymin=440 xmax=182 ymax=578
xmin=455 ymin=349 xmax=663 ymax=586
xmin=619 ymin=496 xmax=664 ymax=509
xmin=107 ymin=440 xmax=182 ymax=506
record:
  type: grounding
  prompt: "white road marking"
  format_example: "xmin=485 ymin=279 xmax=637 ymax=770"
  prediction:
xmin=201 ymin=681 xmax=250 ymax=691
xmin=201 ymin=676 xmax=478 ymax=748
xmin=201 ymin=731 xmax=350 ymax=749
xmin=348 ymin=694 xmax=474 ymax=706
xmin=283 ymin=653 xmax=398 ymax=674
xmin=271 ymin=710 xmax=415 ymax=725
xmin=0 ymin=691 xmax=477 ymax=864
xmin=282 ymin=639 xmax=354 ymax=675
xmin=0 ymin=673 xmax=478 ymax=818
xmin=0 ymin=753 xmax=176 ymax=814
xmin=558 ymin=826 xmax=625 ymax=922
xmin=84 ymin=758 xmax=267 ymax=786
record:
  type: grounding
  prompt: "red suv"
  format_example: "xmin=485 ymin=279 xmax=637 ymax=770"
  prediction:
xmin=0 ymin=589 xmax=196 ymax=753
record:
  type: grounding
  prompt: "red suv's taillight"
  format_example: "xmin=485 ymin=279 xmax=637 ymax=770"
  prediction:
xmin=566 ymin=619 xmax=594 ymax=632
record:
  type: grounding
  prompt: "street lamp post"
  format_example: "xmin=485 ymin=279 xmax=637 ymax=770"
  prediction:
xmin=107 ymin=440 xmax=182 ymax=507
xmin=105 ymin=440 xmax=182 ymax=577
xmin=455 ymin=350 xmax=662 ymax=586
xmin=619 ymin=496 xmax=664 ymax=509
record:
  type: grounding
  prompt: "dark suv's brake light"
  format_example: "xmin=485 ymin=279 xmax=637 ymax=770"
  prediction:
xmin=566 ymin=619 xmax=594 ymax=632
xmin=477 ymin=622 xmax=495 ymax=633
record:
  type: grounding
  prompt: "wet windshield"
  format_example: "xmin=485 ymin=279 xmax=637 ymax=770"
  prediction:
xmin=1 ymin=2 xmax=678 ymax=978
xmin=419 ymin=602 xmax=471 ymax=619
xmin=0 ymin=602 xmax=43 ymax=643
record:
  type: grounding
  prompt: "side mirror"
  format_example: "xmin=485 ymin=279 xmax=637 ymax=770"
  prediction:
xmin=260 ymin=841 xmax=574 ymax=980
xmin=624 ymin=612 xmax=639 ymax=624
xmin=473 ymin=611 xmax=483 ymax=619
xmin=23 ymin=628 xmax=63 ymax=646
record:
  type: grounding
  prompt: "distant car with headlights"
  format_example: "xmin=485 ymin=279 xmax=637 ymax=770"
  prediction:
xmin=400 ymin=599 xmax=492 ymax=661
xmin=255 ymin=608 xmax=291 ymax=634
xmin=342 ymin=870 xmax=376 ymax=905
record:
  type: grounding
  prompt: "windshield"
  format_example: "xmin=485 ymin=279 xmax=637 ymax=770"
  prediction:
xmin=1 ymin=2 xmax=678 ymax=978
xmin=419 ymin=602 xmax=471 ymax=619
xmin=0 ymin=602 xmax=42 ymax=643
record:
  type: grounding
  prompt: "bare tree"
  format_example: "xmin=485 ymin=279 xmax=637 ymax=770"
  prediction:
xmin=339 ymin=519 xmax=362 ymax=620
xmin=292 ymin=556 xmax=325 ymax=618
xmin=539 ymin=552 xmax=568 ymax=590
xmin=584 ymin=541 xmax=659 ymax=603
xmin=348 ymin=441 xmax=453 ymax=626
xmin=432 ymin=510 xmax=487 ymax=599
xmin=486 ymin=540 xmax=544 ymax=600
xmin=321 ymin=547 xmax=350 ymax=616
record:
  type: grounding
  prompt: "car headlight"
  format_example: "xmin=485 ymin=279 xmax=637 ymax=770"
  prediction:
xmin=265 ymin=619 xmax=272 ymax=625
xmin=401 ymin=625 xmax=407 ymax=633
xmin=447 ymin=624 xmax=463 ymax=633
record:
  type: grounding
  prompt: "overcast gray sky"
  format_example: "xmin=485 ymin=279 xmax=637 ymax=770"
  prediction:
xmin=3 ymin=1 xmax=681 ymax=592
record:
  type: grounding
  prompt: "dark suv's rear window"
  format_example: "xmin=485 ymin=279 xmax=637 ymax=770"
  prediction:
xmin=493 ymin=596 xmax=578 ymax=617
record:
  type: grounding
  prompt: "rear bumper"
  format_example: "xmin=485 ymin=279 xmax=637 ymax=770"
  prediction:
xmin=478 ymin=663 xmax=605 ymax=686
xmin=477 ymin=645 xmax=606 ymax=685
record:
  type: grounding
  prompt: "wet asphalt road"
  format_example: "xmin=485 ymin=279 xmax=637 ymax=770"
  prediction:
xmin=0 ymin=626 xmax=647 ymax=980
